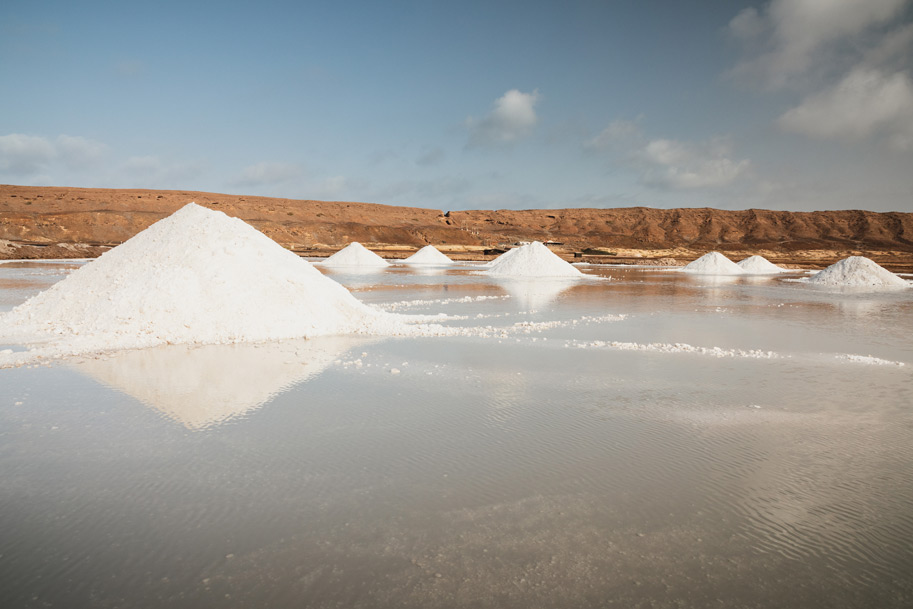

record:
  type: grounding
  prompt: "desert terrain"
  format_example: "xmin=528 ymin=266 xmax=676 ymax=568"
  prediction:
xmin=2 ymin=185 xmax=912 ymax=271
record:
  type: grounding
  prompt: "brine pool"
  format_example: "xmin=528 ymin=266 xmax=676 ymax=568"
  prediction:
xmin=1 ymin=260 xmax=912 ymax=608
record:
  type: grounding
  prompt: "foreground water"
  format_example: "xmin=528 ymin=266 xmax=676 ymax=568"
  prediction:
xmin=1 ymin=260 xmax=912 ymax=608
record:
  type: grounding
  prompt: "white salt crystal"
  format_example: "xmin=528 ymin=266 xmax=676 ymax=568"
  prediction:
xmin=403 ymin=245 xmax=453 ymax=265
xmin=485 ymin=242 xmax=583 ymax=278
xmin=737 ymin=255 xmax=788 ymax=274
xmin=805 ymin=256 xmax=908 ymax=287
xmin=681 ymin=252 xmax=745 ymax=275
xmin=320 ymin=242 xmax=390 ymax=267
xmin=0 ymin=203 xmax=406 ymax=355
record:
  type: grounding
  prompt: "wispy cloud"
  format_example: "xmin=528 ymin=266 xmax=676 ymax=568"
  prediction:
xmin=0 ymin=133 xmax=107 ymax=176
xmin=233 ymin=161 xmax=305 ymax=187
xmin=727 ymin=0 xmax=910 ymax=88
xmin=586 ymin=122 xmax=750 ymax=190
xmin=727 ymin=0 xmax=913 ymax=152
xmin=0 ymin=134 xmax=56 ymax=175
xmin=777 ymin=67 xmax=913 ymax=150
xmin=465 ymin=89 xmax=540 ymax=147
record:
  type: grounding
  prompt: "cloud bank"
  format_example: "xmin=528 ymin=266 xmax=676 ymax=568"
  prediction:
xmin=586 ymin=121 xmax=750 ymax=190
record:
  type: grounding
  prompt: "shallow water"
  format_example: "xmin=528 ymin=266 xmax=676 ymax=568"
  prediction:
xmin=2 ymin=261 xmax=912 ymax=608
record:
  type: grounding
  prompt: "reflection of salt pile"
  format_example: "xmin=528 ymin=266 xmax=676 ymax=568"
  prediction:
xmin=320 ymin=242 xmax=390 ymax=267
xmin=485 ymin=242 xmax=583 ymax=277
xmin=0 ymin=203 xmax=401 ymax=354
xmin=737 ymin=255 xmax=788 ymax=274
xmin=404 ymin=245 xmax=453 ymax=265
xmin=500 ymin=280 xmax=573 ymax=311
xmin=805 ymin=256 xmax=908 ymax=287
xmin=681 ymin=252 xmax=745 ymax=275
xmin=76 ymin=336 xmax=359 ymax=430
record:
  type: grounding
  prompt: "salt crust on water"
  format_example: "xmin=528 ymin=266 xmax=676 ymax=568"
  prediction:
xmin=681 ymin=252 xmax=745 ymax=275
xmin=403 ymin=245 xmax=453 ymax=264
xmin=804 ymin=256 xmax=908 ymax=287
xmin=320 ymin=242 xmax=390 ymax=267
xmin=485 ymin=242 xmax=584 ymax=278
xmin=737 ymin=255 xmax=788 ymax=274
xmin=0 ymin=204 xmax=412 ymax=358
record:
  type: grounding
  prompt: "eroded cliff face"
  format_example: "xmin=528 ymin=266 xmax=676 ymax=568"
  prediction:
xmin=2 ymin=185 xmax=912 ymax=269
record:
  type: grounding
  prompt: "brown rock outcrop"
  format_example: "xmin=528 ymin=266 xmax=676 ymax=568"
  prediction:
xmin=2 ymin=185 xmax=912 ymax=270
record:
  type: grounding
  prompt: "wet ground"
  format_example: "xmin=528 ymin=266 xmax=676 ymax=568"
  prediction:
xmin=1 ymin=260 xmax=912 ymax=608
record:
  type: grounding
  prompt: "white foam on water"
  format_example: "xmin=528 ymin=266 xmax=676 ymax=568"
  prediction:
xmin=803 ymin=256 xmax=909 ymax=288
xmin=403 ymin=245 xmax=453 ymax=265
xmin=0 ymin=204 xmax=413 ymax=365
xmin=681 ymin=252 xmax=745 ymax=275
xmin=485 ymin=242 xmax=584 ymax=278
xmin=836 ymin=354 xmax=905 ymax=367
xmin=738 ymin=255 xmax=789 ymax=274
xmin=319 ymin=242 xmax=390 ymax=267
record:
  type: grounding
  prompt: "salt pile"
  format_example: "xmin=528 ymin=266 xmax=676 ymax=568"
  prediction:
xmin=681 ymin=252 xmax=745 ymax=275
xmin=320 ymin=242 xmax=390 ymax=267
xmin=737 ymin=255 xmax=788 ymax=274
xmin=805 ymin=256 xmax=908 ymax=287
xmin=404 ymin=245 xmax=453 ymax=265
xmin=0 ymin=203 xmax=403 ymax=356
xmin=485 ymin=242 xmax=583 ymax=278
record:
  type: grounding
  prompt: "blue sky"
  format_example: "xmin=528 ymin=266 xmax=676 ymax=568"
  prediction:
xmin=2 ymin=0 xmax=912 ymax=212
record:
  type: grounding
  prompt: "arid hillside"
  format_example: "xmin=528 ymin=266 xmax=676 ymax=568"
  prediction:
xmin=2 ymin=185 xmax=912 ymax=270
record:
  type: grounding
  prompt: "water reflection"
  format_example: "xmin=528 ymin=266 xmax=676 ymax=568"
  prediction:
xmin=496 ymin=279 xmax=576 ymax=311
xmin=74 ymin=336 xmax=362 ymax=430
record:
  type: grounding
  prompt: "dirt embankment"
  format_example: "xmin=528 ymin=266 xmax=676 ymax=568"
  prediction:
xmin=2 ymin=185 xmax=912 ymax=271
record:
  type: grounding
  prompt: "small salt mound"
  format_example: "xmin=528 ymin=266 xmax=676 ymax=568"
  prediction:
xmin=320 ymin=242 xmax=390 ymax=267
xmin=485 ymin=242 xmax=583 ymax=278
xmin=404 ymin=245 xmax=453 ymax=265
xmin=681 ymin=252 xmax=745 ymax=275
xmin=0 ymin=203 xmax=401 ymax=353
xmin=806 ymin=256 xmax=908 ymax=287
xmin=737 ymin=255 xmax=789 ymax=274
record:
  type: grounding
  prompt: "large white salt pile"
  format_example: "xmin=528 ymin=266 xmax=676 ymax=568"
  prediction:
xmin=320 ymin=242 xmax=390 ymax=267
xmin=0 ymin=203 xmax=402 ymax=355
xmin=737 ymin=255 xmax=789 ymax=274
xmin=485 ymin=242 xmax=583 ymax=278
xmin=805 ymin=256 xmax=908 ymax=287
xmin=681 ymin=252 xmax=745 ymax=275
xmin=404 ymin=245 xmax=453 ymax=265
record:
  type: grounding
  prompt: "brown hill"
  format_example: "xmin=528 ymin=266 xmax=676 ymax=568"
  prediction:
xmin=2 ymin=185 xmax=912 ymax=270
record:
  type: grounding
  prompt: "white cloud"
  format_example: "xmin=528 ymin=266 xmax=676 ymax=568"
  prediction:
xmin=56 ymin=135 xmax=107 ymax=169
xmin=0 ymin=134 xmax=56 ymax=175
xmin=0 ymin=133 xmax=107 ymax=176
xmin=586 ymin=122 xmax=750 ymax=190
xmin=777 ymin=67 xmax=913 ymax=149
xmin=466 ymin=89 xmax=540 ymax=147
xmin=640 ymin=138 xmax=751 ymax=189
xmin=234 ymin=161 xmax=304 ymax=187
xmin=584 ymin=119 xmax=641 ymax=151
xmin=728 ymin=0 xmax=910 ymax=87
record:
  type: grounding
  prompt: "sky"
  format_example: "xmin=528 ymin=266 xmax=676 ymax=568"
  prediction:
xmin=1 ymin=0 xmax=912 ymax=212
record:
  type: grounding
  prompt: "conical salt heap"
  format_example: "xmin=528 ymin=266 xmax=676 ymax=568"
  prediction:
xmin=0 ymin=203 xmax=397 ymax=354
xmin=404 ymin=245 xmax=453 ymax=265
xmin=737 ymin=255 xmax=788 ymax=274
xmin=320 ymin=242 xmax=390 ymax=267
xmin=485 ymin=242 xmax=583 ymax=278
xmin=681 ymin=252 xmax=745 ymax=275
xmin=806 ymin=256 xmax=908 ymax=287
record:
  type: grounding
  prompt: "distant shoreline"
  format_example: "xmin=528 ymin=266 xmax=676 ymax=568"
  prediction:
xmin=3 ymin=185 xmax=913 ymax=272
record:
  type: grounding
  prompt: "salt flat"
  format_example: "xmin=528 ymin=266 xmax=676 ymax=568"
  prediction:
xmin=1 ymin=260 xmax=912 ymax=608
